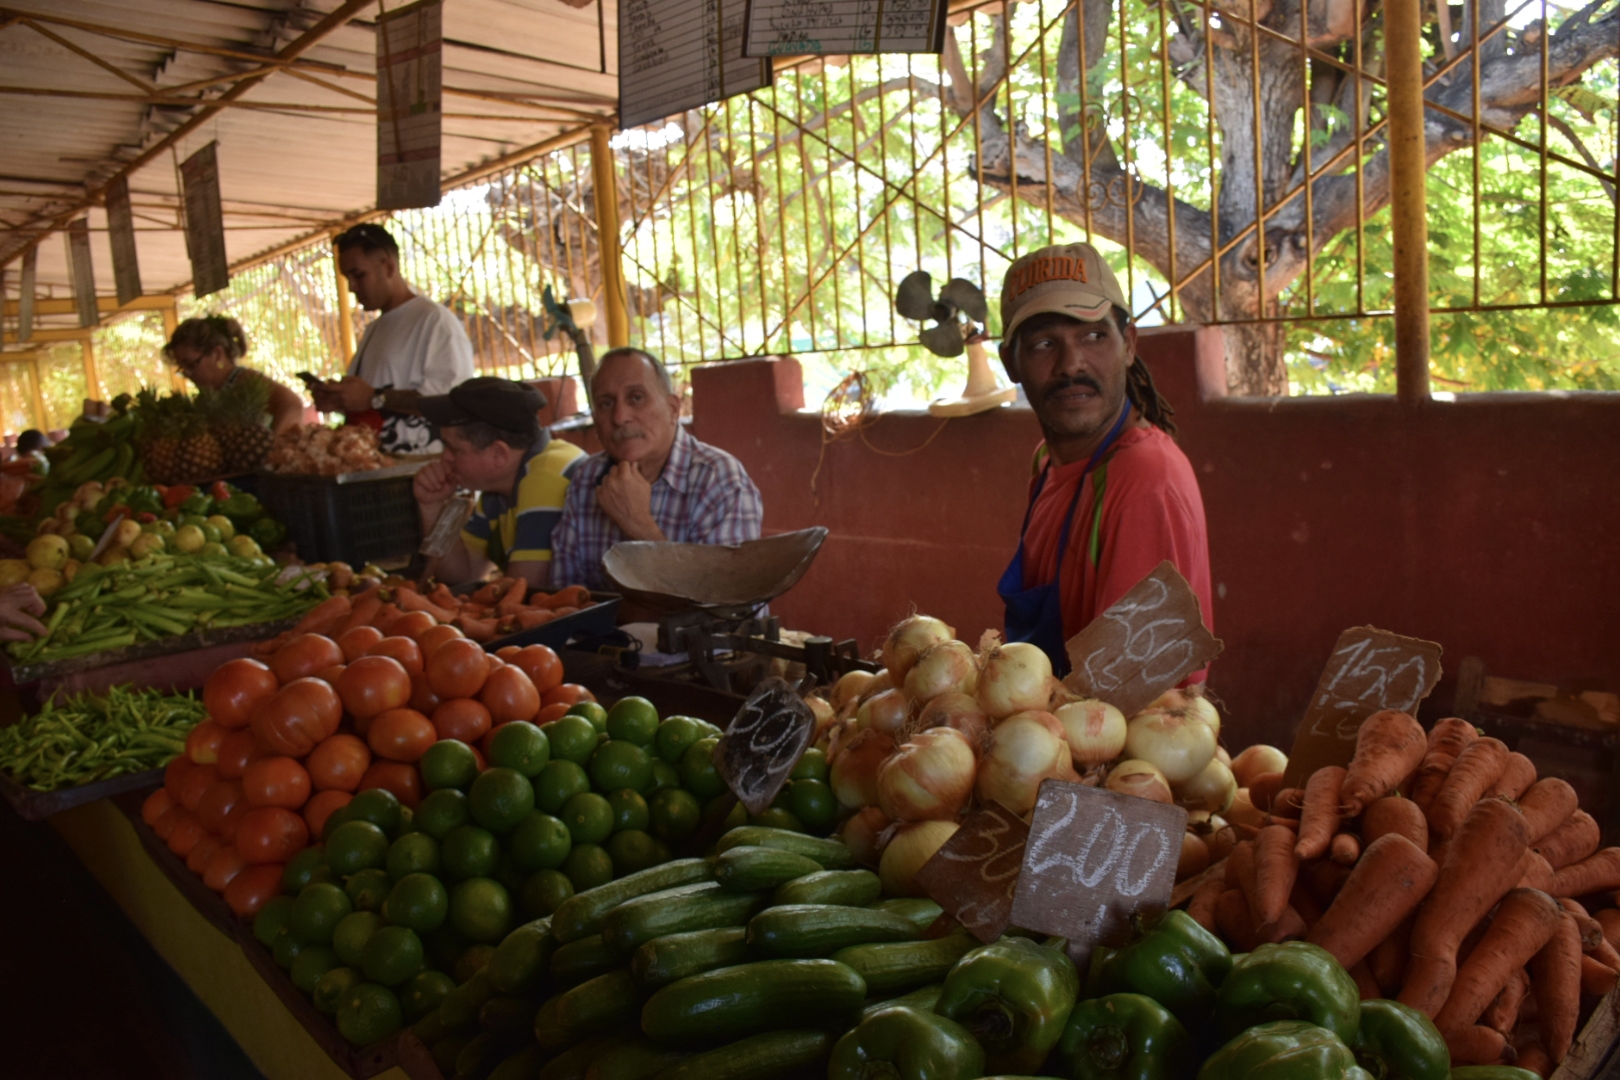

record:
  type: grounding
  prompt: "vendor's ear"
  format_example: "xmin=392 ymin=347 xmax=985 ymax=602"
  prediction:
xmin=999 ymin=337 xmax=1019 ymax=382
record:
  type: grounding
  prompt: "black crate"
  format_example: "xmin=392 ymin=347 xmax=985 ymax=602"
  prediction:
xmin=256 ymin=463 xmax=425 ymax=566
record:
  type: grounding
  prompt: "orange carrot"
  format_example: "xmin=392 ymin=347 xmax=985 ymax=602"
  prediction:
xmin=1481 ymin=969 xmax=1530 ymax=1034
xmin=539 ymin=584 xmax=591 ymax=610
xmin=1514 ymin=1040 xmax=1552 ymax=1079
xmin=1215 ymin=888 xmax=1261 ymax=952
xmin=1516 ymin=850 xmax=1555 ymax=894
xmin=1187 ymin=873 xmax=1225 ymax=932
xmin=1253 ymin=825 xmax=1299 ymax=926
xmin=1350 ymin=960 xmax=1381 ymax=1001
xmin=1330 ymin=833 xmax=1361 ymax=866
xmin=469 ymin=579 xmax=506 ymax=606
xmin=1260 ymin=815 xmax=1300 ymax=832
xmin=1249 ymin=771 xmax=1285 ymax=812
xmin=1364 ymin=794 xmax=1428 ymax=851
xmin=289 ymin=593 xmax=352 ymax=637
xmin=1340 ymin=709 xmax=1428 ymax=816
xmin=514 ymin=609 xmax=557 ymax=630
xmin=338 ymin=592 xmax=383 ymax=635
xmin=1370 ymin=918 xmax=1414 ymax=995
xmin=1257 ymin=905 xmax=1308 ymax=945
xmin=1409 ymin=718 xmax=1479 ymax=808
xmin=370 ymin=602 xmax=404 ymax=633
xmin=1428 ymin=737 xmax=1511 ymax=838
xmin=426 ymin=582 xmax=459 ymax=611
xmin=1226 ymin=841 xmax=1260 ymax=926
xmin=455 ymin=616 xmax=499 ymax=643
xmin=1205 ymin=824 xmax=1238 ymax=863
xmin=396 ymin=588 xmax=458 ymax=623
xmin=1445 ymin=1024 xmax=1510 ymax=1066
xmin=1400 ymin=797 xmax=1530 ymax=1017
xmin=1550 ymin=847 xmax=1620 ymax=899
xmin=1595 ymin=908 xmax=1620 ymax=951
xmin=1309 ymin=833 xmax=1439 ymax=970
xmin=495 ymin=577 xmax=529 ymax=617
xmin=1295 ymin=766 xmax=1345 ymax=859
xmin=1535 ymin=810 xmax=1601 ymax=870
xmin=1590 ymin=939 xmax=1620 ymax=972
xmin=1434 ymin=888 xmax=1563 ymax=1036
xmin=1518 ymin=778 xmax=1579 ymax=845
xmin=1556 ymin=898 xmax=1604 ymax=951
xmin=1268 ymin=789 xmax=1303 ymax=820
xmin=1530 ymin=911 xmax=1581 ymax=1061
xmin=1288 ymin=877 xmax=1325 ymax=928
xmin=1582 ymin=954 xmax=1618 ymax=997
xmin=1486 ymin=752 xmax=1537 ymax=800
xmin=1303 ymin=858 xmax=1353 ymax=907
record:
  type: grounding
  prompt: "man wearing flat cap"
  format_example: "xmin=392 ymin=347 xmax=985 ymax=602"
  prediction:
xmin=412 ymin=377 xmax=585 ymax=587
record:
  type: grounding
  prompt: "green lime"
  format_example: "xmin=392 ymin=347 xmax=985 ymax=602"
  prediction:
xmin=589 ymin=741 xmax=653 ymax=793
xmin=425 ymin=923 xmax=469 ymax=970
xmin=487 ymin=722 xmax=550 ymax=776
xmin=566 ymin=701 xmax=609 ymax=732
xmin=384 ymin=872 xmax=449 ymax=933
xmin=440 ymin=825 xmax=500 ymax=882
xmin=560 ymin=791 xmax=614 ymax=846
xmin=386 ymin=833 xmax=441 ymax=882
xmin=790 ymin=747 xmax=829 ymax=783
xmin=282 ymin=847 xmax=331 ymax=895
xmin=653 ymin=716 xmax=708 ymax=764
xmin=345 ymin=868 xmax=392 ymax=913
xmin=253 ymin=895 xmax=296 ymax=948
xmin=647 ymin=759 xmax=682 ymax=794
xmin=750 ymin=806 xmax=805 ymax=833
xmin=272 ymin=924 xmax=305 ymax=969
xmin=494 ymin=851 xmax=526 ymax=897
xmin=707 ymin=794 xmax=748 ymax=833
xmin=453 ymin=945 xmax=496 ymax=985
xmin=326 ymin=820 xmax=391 ymax=876
xmin=291 ymin=882 xmax=353 ymax=945
xmin=649 ymin=787 xmax=702 ymax=842
xmin=314 ymin=967 xmax=362 ymax=1016
xmin=678 ymin=738 xmax=727 ymax=799
xmin=509 ymin=812 xmax=572 ymax=873
xmin=346 ymin=789 xmax=403 ymax=837
xmin=561 ymin=844 xmax=614 ymax=892
xmin=291 ymin=944 xmax=340 ymax=993
xmin=399 ymin=970 xmax=456 ymax=1023
xmin=469 ymin=768 xmax=535 ymax=833
xmin=361 ymin=925 xmax=425 ymax=987
xmin=332 ymin=910 xmax=384 ymax=967
xmin=449 ymin=878 xmax=514 ymax=944
xmin=416 ymin=789 xmax=472 ymax=840
xmin=533 ymin=760 xmax=590 ymax=815
xmin=419 ymin=740 xmax=479 ymax=792
xmin=606 ymin=788 xmax=650 ymax=833
xmin=605 ymin=697 xmax=660 ymax=745
xmin=541 ymin=715 xmax=598 ymax=764
xmin=397 ymin=806 xmax=416 ymax=835
xmin=788 ymin=779 xmax=838 ymax=833
xmin=605 ymin=829 xmax=662 ymax=875
xmin=321 ymin=804 xmax=356 ymax=841
xmin=520 ymin=869 xmax=575 ymax=917
xmin=337 ymin=983 xmax=404 ymax=1046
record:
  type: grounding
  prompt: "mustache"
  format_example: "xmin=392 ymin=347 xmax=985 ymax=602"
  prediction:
xmin=1037 ymin=374 xmax=1102 ymax=400
xmin=610 ymin=424 xmax=648 ymax=443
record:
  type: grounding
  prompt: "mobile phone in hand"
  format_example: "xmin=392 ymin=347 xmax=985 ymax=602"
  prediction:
xmin=296 ymin=372 xmax=323 ymax=390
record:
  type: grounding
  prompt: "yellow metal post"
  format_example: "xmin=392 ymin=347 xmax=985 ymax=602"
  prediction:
xmin=82 ymin=338 xmax=104 ymax=402
xmin=27 ymin=356 xmax=48 ymax=432
xmin=590 ymin=125 xmax=630 ymax=348
xmin=1385 ymin=0 xmax=1431 ymax=404
xmin=333 ymin=240 xmax=355 ymax=368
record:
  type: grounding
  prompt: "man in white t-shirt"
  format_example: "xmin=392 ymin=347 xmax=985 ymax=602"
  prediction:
xmin=314 ymin=223 xmax=476 ymax=454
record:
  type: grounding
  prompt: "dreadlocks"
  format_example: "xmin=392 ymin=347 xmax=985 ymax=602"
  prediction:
xmin=1111 ymin=306 xmax=1177 ymax=436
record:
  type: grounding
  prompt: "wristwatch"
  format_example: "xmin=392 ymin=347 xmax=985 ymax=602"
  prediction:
xmin=370 ymin=390 xmax=387 ymax=411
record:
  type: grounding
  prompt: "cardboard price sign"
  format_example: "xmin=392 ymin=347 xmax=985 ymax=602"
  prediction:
xmin=714 ymin=677 xmax=815 ymax=815
xmin=1008 ymin=779 xmax=1187 ymax=965
xmin=913 ymin=801 xmax=1029 ymax=944
xmin=1064 ymin=561 xmax=1223 ymax=717
xmin=1282 ymin=626 xmax=1443 ymax=788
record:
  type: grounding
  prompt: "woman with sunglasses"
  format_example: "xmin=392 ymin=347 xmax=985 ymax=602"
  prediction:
xmin=163 ymin=315 xmax=305 ymax=434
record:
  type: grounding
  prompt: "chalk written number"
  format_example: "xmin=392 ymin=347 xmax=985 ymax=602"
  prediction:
xmin=1026 ymin=799 xmax=1173 ymax=899
xmin=1310 ymin=636 xmax=1434 ymax=739
xmin=1079 ymin=577 xmax=1198 ymax=694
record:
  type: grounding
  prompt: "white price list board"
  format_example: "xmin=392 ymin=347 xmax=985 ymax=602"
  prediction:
xmin=743 ymin=0 xmax=948 ymax=57
xmin=619 ymin=0 xmax=771 ymax=130
xmin=377 ymin=0 xmax=443 ymax=211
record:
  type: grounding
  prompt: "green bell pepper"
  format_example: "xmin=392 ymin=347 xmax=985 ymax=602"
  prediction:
xmin=1214 ymin=942 xmax=1360 ymax=1044
xmin=935 ymin=936 xmax=1078 ymax=1075
xmin=1351 ymin=999 xmax=1448 ymax=1080
xmin=1447 ymin=1069 xmax=1542 ymax=1080
xmin=1086 ymin=910 xmax=1233 ymax=1037
xmin=125 ymin=486 xmax=165 ymax=516
xmin=250 ymin=517 xmax=287 ymax=549
xmin=219 ymin=493 xmax=263 ymax=525
xmin=1198 ymin=1020 xmax=1374 ymax=1080
xmin=827 ymin=1005 xmax=985 ymax=1080
xmin=1054 ymin=992 xmax=1196 ymax=1080
xmin=180 ymin=492 xmax=213 ymax=517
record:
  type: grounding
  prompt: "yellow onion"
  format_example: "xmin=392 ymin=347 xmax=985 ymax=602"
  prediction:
xmin=877 ymin=727 xmax=977 ymax=822
xmin=1144 ymin=687 xmax=1221 ymax=737
xmin=832 ymin=670 xmax=876 ymax=711
xmin=879 ymin=819 xmax=960 ymax=897
xmin=830 ymin=728 xmax=896 ymax=809
xmin=1105 ymin=759 xmax=1173 ymax=804
xmin=1230 ymin=744 xmax=1289 ymax=788
xmin=857 ymin=688 xmax=912 ymax=740
xmin=858 ymin=669 xmax=895 ymax=703
xmin=1053 ymin=698 xmax=1127 ymax=766
xmin=977 ymin=642 xmax=1057 ymax=720
xmin=1178 ymin=830 xmax=1211 ymax=880
xmin=806 ymin=694 xmax=836 ymax=742
xmin=825 ymin=716 xmax=859 ymax=763
xmin=881 ymin=616 xmax=955 ymax=684
xmin=1224 ymin=788 xmax=1266 ymax=829
xmin=903 ymin=640 xmax=978 ymax=704
xmin=916 ymin=693 xmax=991 ymax=753
xmin=1202 ymin=815 xmax=1236 ymax=861
xmin=977 ymin=710 xmax=1078 ymax=816
xmin=1174 ymin=757 xmax=1237 ymax=813
xmin=1123 ymin=704 xmax=1217 ymax=784
xmin=839 ymin=806 xmax=892 ymax=867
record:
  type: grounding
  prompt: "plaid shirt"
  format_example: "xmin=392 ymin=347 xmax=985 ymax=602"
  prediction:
xmin=552 ymin=426 xmax=764 ymax=591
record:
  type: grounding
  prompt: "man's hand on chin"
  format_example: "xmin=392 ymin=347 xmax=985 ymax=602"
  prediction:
xmin=599 ymin=459 xmax=664 ymax=541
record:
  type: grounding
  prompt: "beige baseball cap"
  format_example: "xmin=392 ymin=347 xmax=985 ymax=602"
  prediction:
xmin=999 ymin=242 xmax=1128 ymax=339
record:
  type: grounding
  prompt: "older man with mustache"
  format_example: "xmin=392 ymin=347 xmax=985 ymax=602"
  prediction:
xmin=995 ymin=243 xmax=1212 ymax=677
xmin=551 ymin=348 xmax=763 ymax=592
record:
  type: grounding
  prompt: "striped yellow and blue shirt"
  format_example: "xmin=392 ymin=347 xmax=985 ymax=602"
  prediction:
xmin=462 ymin=437 xmax=586 ymax=569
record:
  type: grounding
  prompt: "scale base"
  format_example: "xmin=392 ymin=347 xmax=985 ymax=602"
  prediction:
xmin=928 ymin=386 xmax=1017 ymax=417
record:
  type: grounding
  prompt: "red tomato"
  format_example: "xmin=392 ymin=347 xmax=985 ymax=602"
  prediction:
xmin=177 ymin=764 xmax=220 ymax=812
xmin=418 ymin=624 xmax=465 ymax=659
xmin=338 ymin=625 xmax=385 ymax=663
xmin=470 ymin=746 xmax=486 ymax=771
xmin=225 ymin=863 xmax=285 ymax=917
xmin=306 ymin=734 xmax=371 ymax=792
xmin=215 ymin=728 xmax=260 ymax=780
xmin=433 ymin=698 xmax=492 ymax=744
xmin=495 ymin=645 xmax=522 ymax=661
xmin=358 ymin=760 xmax=422 ymax=809
xmin=535 ymin=702 xmax=572 ymax=725
xmin=485 ymin=654 xmax=504 ymax=677
xmin=216 ymin=802 xmax=249 ymax=844
xmin=235 ymin=806 xmax=309 ymax=865
xmin=164 ymin=755 xmax=195 ymax=801
xmin=303 ymin=789 xmax=352 ymax=839
xmin=167 ymin=814 xmax=208 ymax=858
xmin=511 ymin=645 xmax=564 ymax=694
xmin=481 ymin=665 xmax=541 ymax=725
xmin=196 ymin=779 xmax=246 ymax=835
xmin=338 ymin=655 xmax=413 ymax=719
xmin=152 ymin=805 xmax=186 ymax=840
xmin=204 ymin=659 xmax=279 ymax=730
xmin=367 ymin=636 xmax=424 ymax=677
xmin=243 ymin=756 xmax=312 ymax=810
xmin=479 ymin=725 xmax=502 ymax=759
xmin=541 ymin=683 xmax=596 ymax=708
xmin=251 ymin=678 xmax=342 ymax=757
xmin=203 ymin=845 xmax=247 ymax=893
xmin=270 ymin=634 xmax=345 ymax=683
xmin=428 ymin=639 xmax=490 ymax=700
xmin=316 ymin=664 xmax=348 ymax=687
xmin=389 ymin=611 xmax=438 ymax=641
xmin=141 ymin=788 xmax=174 ymax=827
xmin=409 ymin=671 xmax=443 ymax=714
xmin=353 ymin=712 xmax=375 ymax=739
xmin=185 ymin=720 xmax=228 ymax=765
xmin=367 ymin=708 xmax=437 ymax=764
xmin=186 ymin=834 xmax=223 ymax=875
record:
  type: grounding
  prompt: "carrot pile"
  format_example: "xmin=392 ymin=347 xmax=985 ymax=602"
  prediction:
xmin=1179 ymin=710 xmax=1620 ymax=1077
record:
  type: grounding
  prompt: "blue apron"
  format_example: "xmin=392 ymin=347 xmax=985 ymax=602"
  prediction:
xmin=997 ymin=405 xmax=1131 ymax=675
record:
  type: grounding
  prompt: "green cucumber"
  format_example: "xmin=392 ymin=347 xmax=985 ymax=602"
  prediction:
xmin=832 ymin=933 xmax=978 ymax=996
xmin=649 ymin=1028 xmax=836 ymax=1080
xmin=435 ymin=970 xmax=496 ymax=1031
xmin=480 ymin=994 xmax=544 ymax=1042
xmin=772 ymin=869 xmax=881 ymax=907
xmin=640 ymin=958 xmax=865 ymax=1047
xmin=535 ymin=969 xmax=642 ymax=1052
xmin=746 ymin=904 xmax=921 ymax=959
xmin=713 ymin=846 xmax=824 ymax=893
xmin=455 ymin=1031 xmax=503 ymax=1079
xmin=486 ymin=917 xmax=554 ymax=995
xmin=490 ymin=1045 xmax=544 ymax=1080
xmin=860 ymin=982 xmax=943 ymax=1021
xmin=552 ymin=858 xmax=715 ymax=944
xmin=631 ymin=927 xmax=750 ymax=991
xmin=715 ymin=827 xmax=855 ymax=869
xmin=430 ymin=1033 xmax=471 ymax=1076
xmin=583 ymin=1039 xmax=689 ymax=1080
xmin=539 ymin=1031 xmax=630 ymax=1080
xmin=870 ymin=898 xmax=945 ymax=933
xmin=550 ymin=934 xmax=622 ymax=989
xmin=601 ymin=882 xmax=767 ymax=958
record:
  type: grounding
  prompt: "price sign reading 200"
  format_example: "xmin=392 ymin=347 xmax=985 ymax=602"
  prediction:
xmin=1025 ymin=799 xmax=1173 ymax=897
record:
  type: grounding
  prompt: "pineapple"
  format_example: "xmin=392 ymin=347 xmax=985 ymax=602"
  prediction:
xmin=209 ymin=376 xmax=274 ymax=473
xmin=133 ymin=388 xmax=181 ymax=485
xmin=174 ymin=399 xmax=224 ymax=481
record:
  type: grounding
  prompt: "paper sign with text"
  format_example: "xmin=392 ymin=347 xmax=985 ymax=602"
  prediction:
xmin=914 ymin=801 xmax=1029 ymax=943
xmin=715 ymin=677 xmax=815 ymax=815
xmin=1008 ymin=779 xmax=1187 ymax=966
xmin=180 ymin=142 xmax=229 ymax=297
xmin=1063 ymin=561 xmax=1223 ymax=718
xmin=1282 ymin=626 xmax=1443 ymax=788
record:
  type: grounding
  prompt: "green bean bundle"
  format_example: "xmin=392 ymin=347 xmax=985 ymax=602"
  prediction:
xmin=0 ymin=686 xmax=208 ymax=791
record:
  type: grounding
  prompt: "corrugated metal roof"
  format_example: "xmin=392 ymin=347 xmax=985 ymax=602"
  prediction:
xmin=0 ymin=0 xmax=617 ymax=336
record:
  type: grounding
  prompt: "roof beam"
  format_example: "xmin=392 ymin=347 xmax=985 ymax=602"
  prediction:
xmin=0 ymin=8 xmax=351 ymax=75
xmin=3 ymin=295 xmax=174 ymax=317
xmin=20 ymin=18 xmax=157 ymax=95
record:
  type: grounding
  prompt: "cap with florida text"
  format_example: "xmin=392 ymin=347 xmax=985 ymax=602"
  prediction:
xmin=999 ymin=243 xmax=1128 ymax=339
xmin=419 ymin=377 xmax=546 ymax=443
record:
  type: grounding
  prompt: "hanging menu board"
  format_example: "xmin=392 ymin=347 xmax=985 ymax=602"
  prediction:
xmin=743 ymin=0 xmax=948 ymax=57
xmin=17 ymin=248 xmax=35 ymax=343
xmin=619 ymin=0 xmax=771 ymax=130
xmin=105 ymin=175 xmax=142 ymax=307
xmin=66 ymin=218 xmax=97 ymax=329
xmin=376 ymin=0 xmax=443 ymax=210
xmin=180 ymin=142 xmax=230 ymax=298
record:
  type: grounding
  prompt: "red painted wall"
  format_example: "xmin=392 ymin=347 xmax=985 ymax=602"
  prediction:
xmin=679 ymin=331 xmax=1620 ymax=752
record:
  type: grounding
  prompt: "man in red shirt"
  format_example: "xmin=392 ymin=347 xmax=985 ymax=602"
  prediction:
xmin=995 ymin=242 xmax=1213 ymax=676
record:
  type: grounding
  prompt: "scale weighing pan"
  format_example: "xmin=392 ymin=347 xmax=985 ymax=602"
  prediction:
xmin=602 ymin=527 xmax=828 ymax=616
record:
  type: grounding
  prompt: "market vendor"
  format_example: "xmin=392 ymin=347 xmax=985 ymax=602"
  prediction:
xmin=996 ymin=242 xmax=1212 ymax=674
xmin=164 ymin=316 xmax=305 ymax=433
xmin=551 ymin=347 xmax=763 ymax=591
xmin=0 ymin=582 xmax=46 ymax=642
xmin=313 ymin=223 xmax=476 ymax=455
xmin=413 ymin=376 xmax=584 ymax=588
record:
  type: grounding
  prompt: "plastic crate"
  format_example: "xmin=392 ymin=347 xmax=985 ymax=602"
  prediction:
xmin=256 ymin=462 xmax=426 ymax=566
